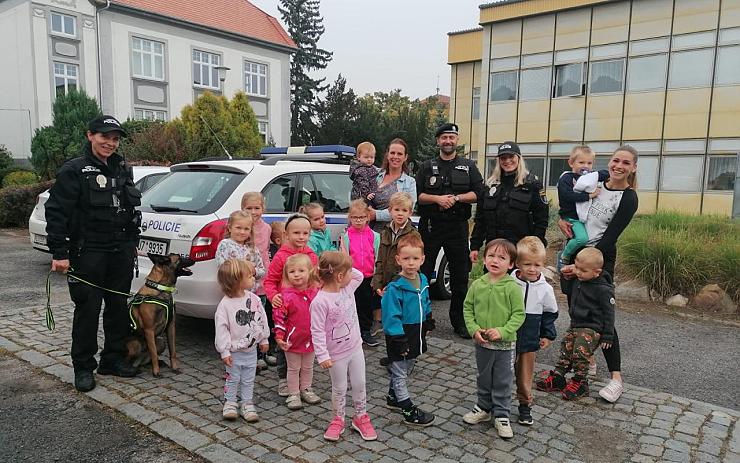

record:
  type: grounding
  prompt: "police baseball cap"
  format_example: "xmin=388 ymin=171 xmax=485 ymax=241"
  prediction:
xmin=435 ymin=122 xmax=459 ymax=138
xmin=88 ymin=115 xmax=127 ymax=136
xmin=497 ymin=141 xmax=521 ymax=157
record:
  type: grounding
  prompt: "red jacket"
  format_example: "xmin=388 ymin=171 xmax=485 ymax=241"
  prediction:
xmin=273 ymin=286 xmax=319 ymax=353
xmin=264 ymin=245 xmax=318 ymax=302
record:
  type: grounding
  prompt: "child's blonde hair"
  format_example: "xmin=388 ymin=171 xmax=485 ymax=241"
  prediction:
xmin=576 ymin=247 xmax=604 ymax=269
xmin=568 ymin=145 xmax=594 ymax=162
xmin=356 ymin=141 xmax=376 ymax=157
xmin=348 ymin=199 xmax=369 ymax=216
xmin=240 ymin=191 xmax=265 ymax=210
xmin=299 ymin=202 xmax=324 ymax=217
xmin=516 ymin=236 xmax=546 ymax=262
xmin=225 ymin=210 xmax=255 ymax=244
xmin=270 ymin=221 xmax=285 ymax=242
xmin=396 ymin=233 xmax=424 ymax=254
xmin=388 ymin=191 xmax=413 ymax=210
xmin=282 ymin=254 xmax=318 ymax=286
xmin=317 ymin=251 xmax=352 ymax=283
xmin=218 ymin=258 xmax=255 ymax=298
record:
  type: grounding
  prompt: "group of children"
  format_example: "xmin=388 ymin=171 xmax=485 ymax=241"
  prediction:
xmin=211 ymin=158 xmax=617 ymax=441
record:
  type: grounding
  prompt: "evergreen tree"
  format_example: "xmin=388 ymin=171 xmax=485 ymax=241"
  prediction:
xmin=278 ymin=0 xmax=333 ymax=145
xmin=315 ymin=75 xmax=358 ymax=146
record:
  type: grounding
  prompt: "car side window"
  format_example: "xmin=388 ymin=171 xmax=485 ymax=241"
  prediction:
xmin=262 ymin=174 xmax=297 ymax=212
xmin=308 ymin=172 xmax=352 ymax=213
xmin=136 ymin=172 xmax=167 ymax=193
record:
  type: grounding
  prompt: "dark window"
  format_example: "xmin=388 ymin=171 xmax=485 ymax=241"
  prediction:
xmin=306 ymin=172 xmax=352 ymax=213
xmin=262 ymin=174 xmax=297 ymax=212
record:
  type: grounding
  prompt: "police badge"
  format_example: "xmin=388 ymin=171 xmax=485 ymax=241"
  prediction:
xmin=430 ymin=176 xmax=437 ymax=186
xmin=96 ymin=174 xmax=107 ymax=188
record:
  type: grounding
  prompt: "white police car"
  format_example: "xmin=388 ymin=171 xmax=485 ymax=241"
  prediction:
xmin=132 ymin=146 xmax=450 ymax=319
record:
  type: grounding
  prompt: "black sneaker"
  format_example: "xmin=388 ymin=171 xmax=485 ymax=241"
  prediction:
xmin=386 ymin=391 xmax=402 ymax=410
xmin=518 ymin=405 xmax=533 ymax=425
xmin=402 ymin=405 xmax=435 ymax=426
xmin=97 ymin=360 xmax=138 ymax=377
xmin=562 ymin=378 xmax=589 ymax=400
xmin=454 ymin=328 xmax=472 ymax=340
xmin=74 ymin=370 xmax=96 ymax=392
xmin=535 ymin=370 xmax=566 ymax=392
xmin=362 ymin=332 xmax=379 ymax=347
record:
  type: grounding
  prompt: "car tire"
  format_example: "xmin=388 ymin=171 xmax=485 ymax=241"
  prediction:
xmin=431 ymin=255 xmax=452 ymax=300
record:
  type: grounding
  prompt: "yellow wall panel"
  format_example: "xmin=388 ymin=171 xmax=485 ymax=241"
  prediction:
xmin=491 ymin=20 xmax=522 ymax=58
xmin=480 ymin=0 xmax=610 ymax=24
xmin=448 ymin=29 xmax=484 ymax=64
xmin=517 ymin=101 xmax=551 ymax=142
xmin=664 ymin=88 xmax=711 ymax=139
xmin=720 ymin=0 xmax=740 ymax=28
xmin=702 ymin=194 xmax=733 ymax=217
xmin=673 ymin=0 xmax=720 ymax=35
xmin=549 ymin=98 xmax=586 ymax=141
xmin=657 ymin=193 xmax=702 ymax=214
xmin=522 ymin=14 xmax=555 ymax=54
xmin=449 ymin=67 xmax=458 ymax=121
xmin=709 ymin=86 xmax=740 ymax=138
xmin=622 ymin=92 xmax=665 ymax=139
xmin=487 ymin=102 xmax=517 ymax=143
xmin=591 ymin=1 xmax=630 ymax=45
xmin=585 ymin=94 xmax=624 ymax=141
xmin=470 ymin=123 xmax=480 ymax=153
xmin=555 ymin=8 xmax=592 ymax=50
xmin=636 ymin=192 xmax=658 ymax=215
xmin=630 ymin=0 xmax=673 ymax=40
xmin=473 ymin=61 xmax=483 ymax=87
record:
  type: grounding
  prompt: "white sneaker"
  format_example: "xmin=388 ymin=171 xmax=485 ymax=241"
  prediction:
xmin=278 ymin=378 xmax=289 ymax=397
xmin=463 ymin=405 xmax=491 ymax=424
xmin=240 ymin=403 xmax=259 ymax=422
xmin=286 ymin=394 xmax=303 ymax=410
xmin=599 ymin=379 xmax=624 ymax=403
xmin=301 ymin=388 xmax=321 ymax=404
xmin=222 ymin=401 xmax=238 ymax=420
xmin=494 ymin=417 xmax=514 ymax=439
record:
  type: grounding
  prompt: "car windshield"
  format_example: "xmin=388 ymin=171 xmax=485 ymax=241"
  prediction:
xmin=140 ymin=170 xmax=244 ymax=215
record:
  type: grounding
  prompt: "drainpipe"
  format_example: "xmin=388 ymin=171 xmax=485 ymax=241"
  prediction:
xmin=90 ymin=0 xmax=111 ymax=108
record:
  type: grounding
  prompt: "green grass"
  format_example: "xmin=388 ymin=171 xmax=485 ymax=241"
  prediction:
xmin=618 ymin=212 xmax=740 ymax=302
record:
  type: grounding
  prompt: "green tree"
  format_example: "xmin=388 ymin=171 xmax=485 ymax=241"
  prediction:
xmin=228 ymin=92 xmax=263 ymax=158
xmin=279 ymin=0 xmax=333 ymax=145
xmin=315 ymin=75 xmax=359 ymax=146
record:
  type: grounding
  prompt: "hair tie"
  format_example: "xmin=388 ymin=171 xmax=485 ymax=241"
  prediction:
xmin=327 ymin=264 xmax=334 ymax=274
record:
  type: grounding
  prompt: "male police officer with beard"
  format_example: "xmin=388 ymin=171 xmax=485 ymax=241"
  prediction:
xmin=46 ymin=115 xmax=141 ymax=392
xmin=416 ymin=123 xmax=483 ymax=339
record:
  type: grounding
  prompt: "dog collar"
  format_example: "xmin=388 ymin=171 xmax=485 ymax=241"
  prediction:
xmin=145 ymin=279 xmax=176 ymax=293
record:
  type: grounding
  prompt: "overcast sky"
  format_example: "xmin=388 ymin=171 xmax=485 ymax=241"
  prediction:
xmin=250 ymin=0 xmax=485 ymax=99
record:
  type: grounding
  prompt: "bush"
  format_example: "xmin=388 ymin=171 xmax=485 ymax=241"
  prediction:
xmin=119 ymin=121 xmax=187 ymax=165
xmin=0 ymin=145 xmax=15 ymax=185
xmin=0 ymin=181 xmax=54 ymax=227
xmin=619 ymin=212 xmax=740 ymax=302
xmin=3 ymin=170 xmax=39 ymax=188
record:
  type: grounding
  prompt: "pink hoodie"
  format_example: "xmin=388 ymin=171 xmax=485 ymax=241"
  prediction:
xmin=340 ymin=225 xmax=379 ymax=277
xmin=253 ymin=219 xmax=271 ymax=270
xmin=264 ymin=245 xmax=318 ymax=302
xmin=310 ymin=268 xmax=364 ymax=363
xmin=273 ymin=286 xmax=319 ymax=353
xmin=214 ymin=290 xmax=269 ymax=359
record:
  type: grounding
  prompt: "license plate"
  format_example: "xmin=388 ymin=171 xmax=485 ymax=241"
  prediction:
xmin=33 ymin=234 xmax=47 ymax=245
xmin=138 ymin=238 xmax=168 ymax=256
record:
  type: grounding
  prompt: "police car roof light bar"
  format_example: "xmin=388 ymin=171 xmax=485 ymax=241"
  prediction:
xmin=259 ymin=145 xmax=356 ymax=165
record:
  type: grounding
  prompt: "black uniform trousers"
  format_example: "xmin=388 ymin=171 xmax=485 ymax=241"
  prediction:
xmin=68 ymin=246 xmax=135 ymax=372
xmin=419 ymin=217 xmax=470 ymax=332
xmin=355 ymin=277 xmax=379 ymax=335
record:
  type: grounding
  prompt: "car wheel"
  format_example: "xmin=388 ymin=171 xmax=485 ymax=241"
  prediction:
xmin=432 ymin=255 xmax=452 ymax=300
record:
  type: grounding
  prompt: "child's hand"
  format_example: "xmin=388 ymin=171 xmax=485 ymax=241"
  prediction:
xmin=473 ymin=329 xmax=487 ymax=345
xmin=376 ymin=287 xmax=385 ymax=297
xmin=486 ymin=328 xmax=502 ymax=341
xmin=367 ymin=192 xmax=376 ymax=201
xmin=589 ymin=187 xmax=602 ymax=199
xmin=600 ymin=341 xmax=612 ymax=350
xmin=539 ymin=338 xmax=551 ymax=349
xmin=319 ymin=359 xmax=333 ymax=369
xmin=222 ymin=356 xmax=233 ymax=367
xmin=271 ymin=294 xmax=283 ymax=308
xmin=259 ymin=343 xmax=269 ymax=353
xmin=276 ymin=339 xmax=291 ymax=351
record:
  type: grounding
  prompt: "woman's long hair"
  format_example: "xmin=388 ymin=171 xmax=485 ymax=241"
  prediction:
xmin=381 ymin=138 xmax=410 ymax=174
xmin=614 ymin=145 xmax=639 ymax=189
xmin=486 ymin=156 xmax=530 ymax=187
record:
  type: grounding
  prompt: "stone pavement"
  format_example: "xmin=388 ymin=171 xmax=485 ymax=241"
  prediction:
xmin=1 ymin=303 xmax=738 ymax=463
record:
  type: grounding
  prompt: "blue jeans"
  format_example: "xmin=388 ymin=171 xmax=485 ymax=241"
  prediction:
xmin=389 ymin=358 xmax=416 ymax=402
xmin=224 ymin=350 xmax=257 ymax=404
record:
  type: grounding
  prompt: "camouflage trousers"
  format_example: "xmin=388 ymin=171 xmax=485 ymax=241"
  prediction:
xmin=554 ymin=327 xmax=601 ymax=381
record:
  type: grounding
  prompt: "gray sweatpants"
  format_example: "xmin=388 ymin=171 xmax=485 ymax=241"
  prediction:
xmin=475 ymin=345 xmax=514 ymax=418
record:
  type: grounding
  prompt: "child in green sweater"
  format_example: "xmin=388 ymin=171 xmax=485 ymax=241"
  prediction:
xmin=462 ymin=239 xmax=525 ymax=439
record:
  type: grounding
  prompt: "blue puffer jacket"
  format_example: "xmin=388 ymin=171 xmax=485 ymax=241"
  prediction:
xmin=381 ymin=273 xmax=434 ymax=361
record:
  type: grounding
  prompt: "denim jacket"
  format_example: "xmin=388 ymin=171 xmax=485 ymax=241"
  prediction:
xmin=374 ymin=171 xmax=417 ymax=222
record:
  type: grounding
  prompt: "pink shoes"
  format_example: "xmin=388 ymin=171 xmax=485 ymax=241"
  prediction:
xmin=351 ymin=413 xmax=378 ymax=441
xmin=323 ymin=416 xmax=345 ymax=441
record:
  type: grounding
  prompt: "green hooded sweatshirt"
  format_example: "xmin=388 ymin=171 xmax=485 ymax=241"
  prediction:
xmin=463 ymin=273 xmax=525 ymax=343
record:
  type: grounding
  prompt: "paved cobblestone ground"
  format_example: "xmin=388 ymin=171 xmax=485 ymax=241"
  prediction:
xmin=1 ymin=302 xmax=737 ymax=463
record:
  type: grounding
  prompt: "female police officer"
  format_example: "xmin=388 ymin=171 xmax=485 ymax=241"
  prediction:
xmin=470 ymin=141 xmax=549 ymax=263
xmin=46 ymin=115 xmax=141 ymax=392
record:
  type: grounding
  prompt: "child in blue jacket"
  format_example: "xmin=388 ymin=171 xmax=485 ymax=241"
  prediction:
xmin=382 ymin=234 xmax=436 ymax=427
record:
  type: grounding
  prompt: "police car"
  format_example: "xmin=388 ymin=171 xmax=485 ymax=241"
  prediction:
xmin=28 ymin=165 xmax=170 ymax=252
xmin=132 ymin=146 xmax=450 ymax=319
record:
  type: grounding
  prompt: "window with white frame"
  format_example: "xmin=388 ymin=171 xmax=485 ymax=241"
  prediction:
xmin=489 ymin=71 xmax=517 ymax=101
xmin=257 ymin=120 xmax=269 ymax=142
xmin=590 ymin=59 xmax=625 ymax=94
xmin=519 ymin=67 xmax=551 ymax=101
xmin=668 ymin=49 xmax=714 ymax=89
xmin=636 ymin=156 xmax=659 ymax=191
xmin=706 ymin=156 xmax=736 ymax=191
xmin=134 ymin=108 xmax=167 ymax=121
xmin=51 ymin=12 xmax=76 ymax=37
xmin=192 ymin=50 xmax=221 ymax=89
xmin=53 ymin=62 xmax=78 ymax=97
xmin=131 ymin=37 xmax=165 ymax=80
xmin=554 ymin=63 xmax=585 ymax=97
xmin=627 ymin=54 xmax=668 ymax=92
xmin=472 ymin=87 xmax=481 ymax=119
xmin=244 ymin=61 xmax=267 ymax=97
xmin=660 ymin=156 xmax=704 ymax=192
xmin=523 ymin=157 xmax=545 ymax=182
xmin=715 ymin=46 xmax=740 ymax=86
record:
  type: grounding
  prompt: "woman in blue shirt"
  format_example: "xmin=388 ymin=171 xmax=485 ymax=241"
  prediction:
xmin=368 ymin=138 xmax=417 ymax=233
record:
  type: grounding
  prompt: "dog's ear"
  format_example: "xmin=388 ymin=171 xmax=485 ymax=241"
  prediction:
xmin=148 ymin=253 xmax=169 ymax=265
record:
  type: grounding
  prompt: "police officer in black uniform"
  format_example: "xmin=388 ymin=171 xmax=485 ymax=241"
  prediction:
xmin=416 ymin=123 xmax=484 ymax=339
xmin=470 ymin=141 xmax=549 ymax=264
xmin=46 ymin=115 xmax=141 ymax=392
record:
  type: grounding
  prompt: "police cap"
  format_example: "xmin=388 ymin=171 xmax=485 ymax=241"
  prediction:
xmin=435 ymin=122 xmax=459 ymax=138
xmin=88 ymin=115 xmax=127 ymax=137
xmin=497 ymin=141 xmax=521 ymax=157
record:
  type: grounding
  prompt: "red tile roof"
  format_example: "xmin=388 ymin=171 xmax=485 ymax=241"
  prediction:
xmin=111 ymin=0 xmax=296 ymax=50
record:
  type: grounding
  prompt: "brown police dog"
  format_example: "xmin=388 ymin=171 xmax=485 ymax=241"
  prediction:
xmin=126 ymin=253 xmax=194 ymax=377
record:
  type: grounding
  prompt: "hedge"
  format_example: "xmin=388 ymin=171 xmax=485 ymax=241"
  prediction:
xmin=0 ymin=181 xmax=54 ymax=228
